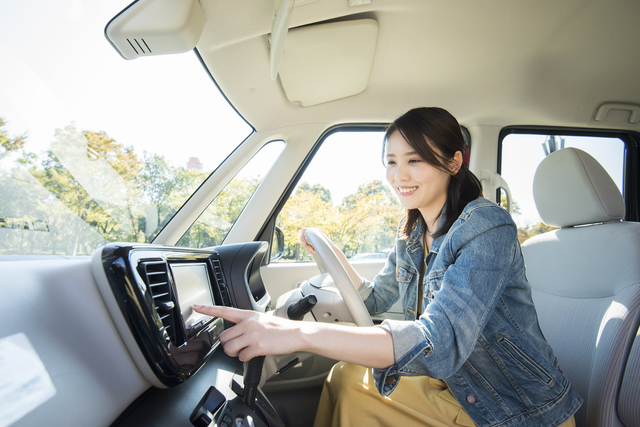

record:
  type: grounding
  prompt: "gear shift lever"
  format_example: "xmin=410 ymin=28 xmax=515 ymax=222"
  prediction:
xmin=242 ymin=355 xmax=265 ymax=410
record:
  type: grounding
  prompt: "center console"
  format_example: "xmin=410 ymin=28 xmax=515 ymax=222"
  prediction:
xmin=93 ymin=241 xmax=287 ymax=427
xmin=92 ymin=243 xmax=232 ymax=388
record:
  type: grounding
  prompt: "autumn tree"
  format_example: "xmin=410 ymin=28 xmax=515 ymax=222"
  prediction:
xmin=275 ymin=180 xmax=404 ymax=261
xmin=332 ymin=180 xmax=403 ymax=257
xmin=517 ymin=221 xmax=557 ymax=244
xmin=297 ymin=182 xmax=332 ymax=203
xmin=277 ymin=181 xmax=336 ymax=260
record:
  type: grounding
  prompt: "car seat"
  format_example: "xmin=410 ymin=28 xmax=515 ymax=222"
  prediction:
xmin=521 ymin=147 xmax=640 ymax=427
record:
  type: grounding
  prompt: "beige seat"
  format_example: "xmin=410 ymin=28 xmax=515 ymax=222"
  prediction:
xmin=521 ymin=148 xmax=640 ymax=427
xmin=619 ymin=325 xmax=640 ymax=426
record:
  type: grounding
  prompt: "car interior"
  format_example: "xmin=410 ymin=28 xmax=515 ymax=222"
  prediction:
xmin=1 ymin=0 xmax=639 ymax=426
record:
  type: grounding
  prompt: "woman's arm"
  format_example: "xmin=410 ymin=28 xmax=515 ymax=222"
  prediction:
xmin=194 ymin=304 xmax=395 ymax=369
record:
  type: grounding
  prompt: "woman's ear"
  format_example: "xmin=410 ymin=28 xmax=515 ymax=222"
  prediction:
xmin=450 ymin=151 xmax=463 ymax=175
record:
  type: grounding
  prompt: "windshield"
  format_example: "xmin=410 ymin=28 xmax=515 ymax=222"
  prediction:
xmin=0 ymin=0 xmax=252 ymax=256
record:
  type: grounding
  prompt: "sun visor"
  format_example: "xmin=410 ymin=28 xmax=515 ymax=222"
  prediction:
xmin=278 ymin=19 xmax=378 ymax=107
xmin=105 ymin=0 xmax=205 ymax=60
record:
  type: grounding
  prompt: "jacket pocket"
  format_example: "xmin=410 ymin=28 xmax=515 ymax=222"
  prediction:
xmin=396 ymin=259 xmax=416 ymax=283
xmin=497 ymin=336 xmax=554 ymax=386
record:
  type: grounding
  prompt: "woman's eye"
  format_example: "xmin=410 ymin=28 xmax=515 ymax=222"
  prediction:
xmin=387 ymin=161 xmax=396 ymax=166
xmin=408 ymin=159 xmax=421 ymax=164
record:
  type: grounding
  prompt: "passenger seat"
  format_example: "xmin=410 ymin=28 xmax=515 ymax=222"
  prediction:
xmin=521 ymin=148 xmax=640 ymax=427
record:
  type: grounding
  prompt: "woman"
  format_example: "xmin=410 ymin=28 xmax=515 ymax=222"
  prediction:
xmin=195 ymin=107 xmax=582 ymax=426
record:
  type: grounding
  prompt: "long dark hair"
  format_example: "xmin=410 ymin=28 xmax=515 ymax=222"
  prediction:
xmin=383 ymin=107 xmax=482 ymax=239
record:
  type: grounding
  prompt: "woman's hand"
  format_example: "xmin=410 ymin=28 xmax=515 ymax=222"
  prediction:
xmin=193 ymin=305 xmax=303 ymax=361
xmin=299 ymin=228 xmax=316 ymax=255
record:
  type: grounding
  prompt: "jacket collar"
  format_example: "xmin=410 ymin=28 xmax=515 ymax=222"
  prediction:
xmin=403 ymin=207 xmax=447 ymax=272
xmin=406 ymin=207 xmax=447 ymax=252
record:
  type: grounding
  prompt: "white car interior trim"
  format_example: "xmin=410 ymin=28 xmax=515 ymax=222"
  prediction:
xmin=105 ymin=0 xmax=205 ymax=60
xmin=0 ymin=258 xmax=150 ymax=426
xmin=91 ymin=247 xmax=166 ymax=389
xmin=594 ymin=102 xmax=640 ymax=124
xmin=278 ymin=19 xmax=378 ymax=106
xmin=196 ymin=1 xmax=640 ymax=133
xmin=224 ymin=123 xmax=330 ymax=245
xmin=479 ymin=170 xmax=513 ymax=213
xmin=467 ymin=125 xmax=502 ymax=174
xmin=269 ymin=0 xmax=294 ymax=80
xmin=154 ymin=131 xmax=266 ymax=246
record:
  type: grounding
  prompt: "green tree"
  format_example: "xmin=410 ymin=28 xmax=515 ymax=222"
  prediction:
xmin=0 ymin=117 xmax=26 ymax=160
xmin=1 ymin=119 xmax=224 ymax=255
xmin=29 ymin=124 xmax=145 ymax=251
xmin=177 ymin=175 xmax=261 ymax=248
xmin=139 ymin=152 xmax=190 ymax=237
xmin=500 ymin=193 xmax=520 ymax=214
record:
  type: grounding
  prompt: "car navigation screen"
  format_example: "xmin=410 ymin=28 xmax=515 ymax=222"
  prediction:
xmin=170 ymin=263 xmax=215 ymax=329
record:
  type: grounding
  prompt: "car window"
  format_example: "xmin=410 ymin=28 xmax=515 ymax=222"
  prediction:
xmin=500 ymin=132 xmax=625 ymax=243
xmin=177 ymin=140 xmax=285 ymax=248
xmin=0 ymin=0 xmax=251 ymax=256
xmin=273 ymin=130 xmax=405 ymax=262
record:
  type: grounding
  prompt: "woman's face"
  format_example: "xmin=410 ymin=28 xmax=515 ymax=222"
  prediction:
xmin=385 ymin=131 xmax=454 ymax=219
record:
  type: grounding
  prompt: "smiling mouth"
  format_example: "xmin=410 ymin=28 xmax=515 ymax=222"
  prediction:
xmin=398 ymin=186 xmax=418 ymax=195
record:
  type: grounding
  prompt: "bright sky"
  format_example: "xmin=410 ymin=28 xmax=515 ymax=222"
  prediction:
xmin=0 ymin=0 xmax=250 ymax=172
xmin=297 ymin=131 xmax=389 ymax=205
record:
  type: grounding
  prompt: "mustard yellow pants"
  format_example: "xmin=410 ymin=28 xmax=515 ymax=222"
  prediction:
xmin=313 ymin=362 xmax=576 ymax=427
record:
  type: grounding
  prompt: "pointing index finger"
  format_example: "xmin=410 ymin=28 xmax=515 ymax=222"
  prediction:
xmin=193 ymin=304 xmax=250 ymax=323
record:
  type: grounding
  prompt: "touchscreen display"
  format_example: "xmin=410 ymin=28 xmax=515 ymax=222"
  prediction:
xmin=170 ymin=263 xmax=214 ymax=329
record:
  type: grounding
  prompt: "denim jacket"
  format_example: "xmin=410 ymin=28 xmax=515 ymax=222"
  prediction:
xmin=358 ymin=197 xmax=582 ymax=427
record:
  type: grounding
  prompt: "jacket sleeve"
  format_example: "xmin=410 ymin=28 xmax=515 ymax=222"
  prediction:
xmin=372 ymin=207 xmax=518 ymax=396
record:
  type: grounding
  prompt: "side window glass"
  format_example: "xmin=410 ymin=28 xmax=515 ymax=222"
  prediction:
xmin=500 ymin=133 xmax=624 ymax=243
xmin=177 ymin=141 xmax=285 ymax=248
xmin=273 ymin=131 xmax=404 ymax=262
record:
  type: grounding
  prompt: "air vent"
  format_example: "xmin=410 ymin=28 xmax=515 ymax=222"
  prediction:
xmin=211 ymin=259 xmax=230 ymax=305
xmin=126 ymin=38 xmax=152 ymax=55
xmin=139 ymin=260 xmax=177 ymax=343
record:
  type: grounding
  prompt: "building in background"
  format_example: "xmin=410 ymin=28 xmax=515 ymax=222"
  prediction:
xmin=187 ymin=157 xmax=203 ymax=171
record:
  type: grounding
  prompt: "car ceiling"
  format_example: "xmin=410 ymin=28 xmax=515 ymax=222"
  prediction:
xmin=195 ymin=0 xmax=640 ymax=133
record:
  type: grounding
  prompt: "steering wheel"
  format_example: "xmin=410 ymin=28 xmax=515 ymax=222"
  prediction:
xmin=303 ymin=228 xmax=373 ymax=327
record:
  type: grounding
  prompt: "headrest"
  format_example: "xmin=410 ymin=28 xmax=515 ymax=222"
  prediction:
xmin=533 ymin=148 xmax=625 ymax=227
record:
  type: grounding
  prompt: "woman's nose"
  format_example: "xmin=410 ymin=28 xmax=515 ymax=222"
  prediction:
xmin=395 ymin=164 xmax=409 ymax=181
